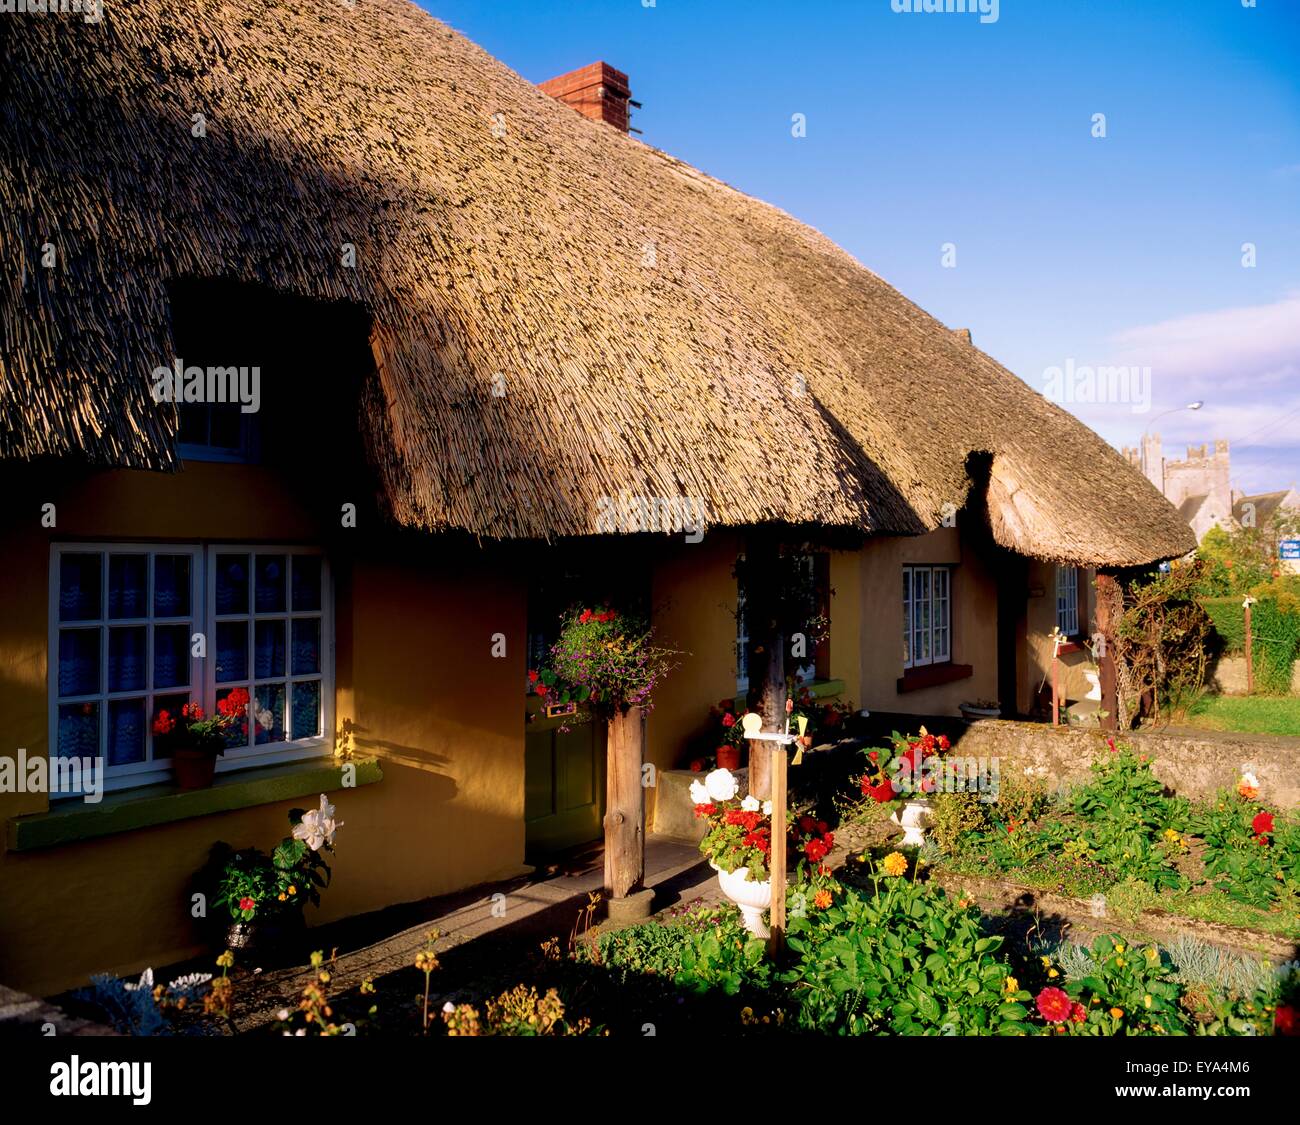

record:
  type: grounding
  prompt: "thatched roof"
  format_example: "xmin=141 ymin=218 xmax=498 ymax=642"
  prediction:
xmin=0 ymin=0 xmax=1194 ymax=565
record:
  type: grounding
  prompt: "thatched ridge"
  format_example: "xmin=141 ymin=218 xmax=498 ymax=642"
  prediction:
xmin=0 ymin=0 xmax=1194 ymax=565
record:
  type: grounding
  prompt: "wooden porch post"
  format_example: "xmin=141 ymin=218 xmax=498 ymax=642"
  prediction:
xmin=1095 ymin=572 xmax=1119 ymax=731
xmin=603 ymin=705 xmax=645 ymax=899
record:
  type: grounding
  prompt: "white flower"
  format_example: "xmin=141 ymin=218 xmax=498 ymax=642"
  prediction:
xmin=689 ymin=779 xmax=711 ymax=806
xmin=166 ymin=972 xmax=212 ymax=994
xmin=124 ymin=968 xmax=154 ymax=992
xmin=741 ymin=795 xmax=760 ymax=812
xmin=292 ymin=793 xmax=343 ymax=851
xmin=762 ymin=801 xmax=773 ymax=815
xmin=1241 ymin=770 xmax=1259 ymax=789
xmin=704 ymin=768 xmax=738 ymax=802
xmin=277 ymin=1008 xmax=290 ymax=1021
xmin=442 ymin=1001 xmax=456 ymax=1013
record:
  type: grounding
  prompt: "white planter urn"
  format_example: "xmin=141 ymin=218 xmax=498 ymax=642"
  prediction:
xmin=890 ymin=798 xmax=933 ymax=847
xmin=711 ymin=862 xmax=772 ymax=938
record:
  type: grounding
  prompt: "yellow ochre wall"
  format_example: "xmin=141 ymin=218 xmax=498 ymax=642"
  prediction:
xmin=0 ymin=462 xmax=527 ymax=996
xmin=851 ymin=527 xmax=1000 ymax=716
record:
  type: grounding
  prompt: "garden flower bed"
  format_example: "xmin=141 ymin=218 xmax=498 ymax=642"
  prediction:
xmin=914 ymin=741 xmax=1300 ymax=947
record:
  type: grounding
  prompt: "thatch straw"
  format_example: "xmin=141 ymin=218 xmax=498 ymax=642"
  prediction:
xmin=0 ymin=0 xmax=1194 ymax=565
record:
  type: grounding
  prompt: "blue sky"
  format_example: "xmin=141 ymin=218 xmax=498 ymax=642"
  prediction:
xmin=424 ymin=0 xmax=1300 ymax=496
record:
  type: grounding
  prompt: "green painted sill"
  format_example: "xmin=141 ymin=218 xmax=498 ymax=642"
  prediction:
xmin=6 ymin=757 xmax=382 ymax=852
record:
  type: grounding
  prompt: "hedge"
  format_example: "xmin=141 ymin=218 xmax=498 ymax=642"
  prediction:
xmin=1200 ymin=596 xmax=1300 ymax=694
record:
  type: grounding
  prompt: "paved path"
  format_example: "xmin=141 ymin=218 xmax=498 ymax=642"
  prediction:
xmin=227 ymin=836 xmax=716 ymax=1030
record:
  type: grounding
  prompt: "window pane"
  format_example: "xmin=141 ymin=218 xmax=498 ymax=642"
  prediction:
xmin=253 ymin=683 xmax=286 ymax=745
xmin=58 ymin=628 xmax=100 ymax=696
xmin=292 ymin=556 xmax=322 ymax=612
xmin=107 ymin=698 xmax=146 ymax=766
xmin=108 ymin=626 xmax=147 ymax=693
xmin=255 ymin=554 xmax=287 ymax=613
xmin=291 ymin=680 xmax=321 ymax=740
xmin=255 ymin=620 xmax=286 ymax=679
xmin=57 ymin=702 xmax=99 ymax=758
xmin=902 ymin=570 xmax=911 ymax=665
xmin=153 ymin=624 xmax=190 ymax=688
xmin=208 ymin=404 xmax=242 ymax=450
xmin=215 ymin=554 xmax=250 ymax=615
xmin=215 ymin=621 xmax=248 ymax=683
xmin=108 ymin=555 xmax=148 ymax=619
xmin=59 ymin=553 xmax=102 ymax=621
xmin=291 ymin=618 xmax=321 ymax=676
xmin=153 ymin=555 xmax=191 ymax=617
xmin=150 ymin=693 xmax=190 ymax=759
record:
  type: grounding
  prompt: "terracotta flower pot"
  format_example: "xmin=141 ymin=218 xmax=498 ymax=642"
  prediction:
xmin=716 ymin=744 xmax=741 ymax=771
xmin=172 ymin=748 xmax=217 ymax=789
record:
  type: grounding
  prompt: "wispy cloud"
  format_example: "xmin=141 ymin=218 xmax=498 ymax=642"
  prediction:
xmin=1064 ymin=292 xmax=1300 ymax=493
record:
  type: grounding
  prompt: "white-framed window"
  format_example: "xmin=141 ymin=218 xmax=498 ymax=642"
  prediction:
xmin=49 ymin=544 xmax=332 ymax=794
xmin=903 ymin=565 xmax=952 ymax=670
xmin=1057 ymin=565 xmax=1079 ymax=637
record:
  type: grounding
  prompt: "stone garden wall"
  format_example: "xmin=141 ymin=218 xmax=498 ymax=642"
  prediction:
xmin=951 ymin=720 xmax=1300 ymax=809
xmin=1208 ymin=655 xmax=1300 ymax=694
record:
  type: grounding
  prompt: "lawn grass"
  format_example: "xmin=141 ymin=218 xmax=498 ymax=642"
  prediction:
xmin=1180 ymin=693 xmax=1300 ymax=737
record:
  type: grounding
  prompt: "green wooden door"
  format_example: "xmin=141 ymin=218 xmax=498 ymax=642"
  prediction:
xmin=524 ymin=699 xmax=605 ymax=856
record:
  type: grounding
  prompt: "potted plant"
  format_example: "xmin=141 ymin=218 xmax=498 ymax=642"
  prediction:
xmin=959 ymin=699 xmax=1001 ymax=722
xmin=707 ymin=698 xmax=746 ymax=771
xmin=152 ymin=689 xmax=249 ymax=789
xmin=691 ymin=768 xmax=774 ymax=935
xmin=858 ymin=728 xmax=950 ymax=846
xmin=213 ymin=795 xmax=342 ymax=953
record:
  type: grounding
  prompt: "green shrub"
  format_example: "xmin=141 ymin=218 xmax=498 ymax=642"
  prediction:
xmin=1200 ymin=595 xmax=1300 ymax=694
xmin=929 ymin=790 xmax=990 ymax=853
xmin=778 ymin=876 xmax=1034 ymax=1035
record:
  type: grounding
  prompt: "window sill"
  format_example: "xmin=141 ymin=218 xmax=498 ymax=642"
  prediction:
xmin=1056 ymin=640 xmax=1084 ymax=655
xmin=897 ymin=664 xmax=973 ymax=694
xmin=6 ymin=757 xmax=382 ymax=852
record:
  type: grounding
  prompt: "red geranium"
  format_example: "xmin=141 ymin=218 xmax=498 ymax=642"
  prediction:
xmin=1252 ymin=812 xmax=1274 ymax=836
xmin=804 ymin=838 xmax=829 ymax=864
xmin=1036 ymin=986 xmax=1073 ymax=1023
xmin=1276 ymin=1004 xmax=1298 ymax=1036
xmin=1070 ymin=1002 xmax=1087 ymax=1024
xmin=868 ymin=779 xmax=896 ymax=803
xmin=721 ymin=712 xmax=736 ymax=728
xmin=238 ymin=897 xmax=256 ymax=912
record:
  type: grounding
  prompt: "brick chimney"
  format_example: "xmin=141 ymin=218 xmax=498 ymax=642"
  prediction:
xmin=539 ymin=62 xmax=637 ymax=134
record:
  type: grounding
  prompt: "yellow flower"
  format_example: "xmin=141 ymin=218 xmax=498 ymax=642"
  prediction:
xmin=278 ymin=893 xmax=287 ymax=901
xmin=1047 ymin=968 xmax=1059 ymax=979
xmin=881 ymin=852 xmax=908 ymax=877
xmin=1005 ymin=977 xmax=1018 ymax=993
xmin=1116 ymin=958 xmax=1125 ymax=967
xmin=1110 ymin=1007 xmax=1124 ymax=1019
xmin=1144 ymin=995 xmax=1152 ymax=1009
xmin=216 ymin=950 xmax=235 ymax=969
xmin=288 ymin=886 xmax=297 ymax=895
xmin=1115 ymin=944 xmax=1124 ymax=953
xmin=1146 ymin=947 xmax=1158 ymax=961
xmin=1040 ymin=956 xmax=1051 ymax=968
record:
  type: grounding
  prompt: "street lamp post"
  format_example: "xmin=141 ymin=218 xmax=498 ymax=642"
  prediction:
xmin=1141 ymin=400 xmax=1203 ymax=479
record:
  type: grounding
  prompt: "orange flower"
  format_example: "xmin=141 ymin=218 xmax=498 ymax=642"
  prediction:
xmin=812 ymin=889 xmax=833 ymax=910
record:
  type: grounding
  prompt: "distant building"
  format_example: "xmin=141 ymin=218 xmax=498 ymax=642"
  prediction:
xmin=1123 ymin=436 xmax=1235 ymax=541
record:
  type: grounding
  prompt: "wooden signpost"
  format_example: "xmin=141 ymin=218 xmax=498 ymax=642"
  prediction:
xmin=741 ymin=711 xmax=800 ymax=957
xmin=1243 ymin=596 xmax=1257 ymax=696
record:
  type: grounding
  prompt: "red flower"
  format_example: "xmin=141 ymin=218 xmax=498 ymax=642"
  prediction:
xmin=689 ymin=759 xmax=704 ymax=772
xmin=822 ymin=831 xmax=834 ymax=850
xmin=722 ymin=713 xmax=736 ymax=728
xmin=1036 ymin=986 xmax=1073 ymax=1023
xmin=579 ymin=609 xmax=592 ymax=623
xmin=1070 ymin=1002 xmax=1087 ymax=1024
xmin=869 ymin=779 xmax=896 ymax=803
xmin=937 ymin=734 xmax=950 ymax=751
xmin=804 ymin=838 xmax=829 ymax=863
xmin=868 ymin=750 xmax=879 ymax=762
xmin=1253 ymin=834 xmax=1270 ymax=847
xmin=238 ymin=897 xmax=256 ymax=911
xmin=1106 ymin=737 xmax=1117 ymax=753
xmin=1252 ymin=812 xmax=1274 ymax=836
xmin=528 ymin=670 xmax=539 ymax=683
xmin=692 ymin=803 xmax=717 ymax=818
xmin=798 ymin=815 xmax=816 ymax=834
xmin=152 ymin=710 xmax=175 ymax=736
xmin=1277 ymin=1004 xmax=1298 ymax=1036
xmin=218 ymin=687 xmax=250 ymax=717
